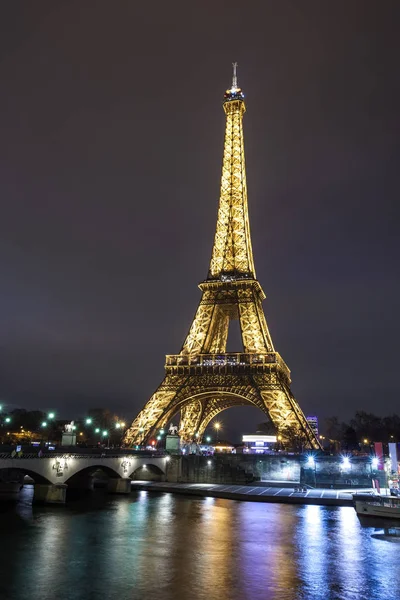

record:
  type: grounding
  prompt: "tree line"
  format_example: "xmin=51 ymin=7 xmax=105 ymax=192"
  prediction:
xmin=323 ymin=411 xmax=400 ymax=449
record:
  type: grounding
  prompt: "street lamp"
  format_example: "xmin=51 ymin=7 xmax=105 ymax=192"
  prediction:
xmin=85 ymin=418 xmax=92 ymax=425
xmin=5 ymin=417 xmax=11 ymax=424
xmin=206 ymin=436 xmax=211 ymax=443
xmin=95 ymin=428 xmax=100 ymax=433
xmin=41 ymin=421 xmax=47 ymax=427
xmin=48 ymin=413 xmax=55 ymax=420
xmin=101 ymin=430 xmax=109 ymax=447
xmin=214 ymin=422 xmax=221 ymax=442
xmin=306 ymin=455 xmax=317 ymax=486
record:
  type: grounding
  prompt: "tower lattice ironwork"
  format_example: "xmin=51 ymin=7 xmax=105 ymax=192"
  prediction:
xmin=124 ymin=65 xmax=321 ymax=450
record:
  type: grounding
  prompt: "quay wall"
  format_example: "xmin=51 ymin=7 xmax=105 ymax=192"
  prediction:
xmin=174 ymin=454 xmax=384 ymax=488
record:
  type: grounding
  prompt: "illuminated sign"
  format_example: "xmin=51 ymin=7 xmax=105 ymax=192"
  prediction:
xmin=242 ymin=435 xmax=277 ymax=443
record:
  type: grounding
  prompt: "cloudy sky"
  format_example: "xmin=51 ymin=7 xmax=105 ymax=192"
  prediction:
xmin=0 ymin=1 xmax=398 ymax=438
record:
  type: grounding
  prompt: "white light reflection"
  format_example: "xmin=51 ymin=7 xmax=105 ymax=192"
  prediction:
xmin=296 ymin=505 xmax=329 ymax=597
xmin=204 ymin=496 xmax=215 ymax=505
xmin=335 ymin=507 xmax=367 ymax=595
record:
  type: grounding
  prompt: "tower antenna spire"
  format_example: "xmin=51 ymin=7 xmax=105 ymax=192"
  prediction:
xmin=232 ymin=62 xmax=238 ymax=89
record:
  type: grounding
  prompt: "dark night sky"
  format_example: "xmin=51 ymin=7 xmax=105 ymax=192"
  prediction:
xmin=0 ymin=1 xmax=399 ymax=439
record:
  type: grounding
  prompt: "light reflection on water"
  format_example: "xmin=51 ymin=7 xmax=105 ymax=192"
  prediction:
xmin=0 ymin=486 xmax=399 ymax=600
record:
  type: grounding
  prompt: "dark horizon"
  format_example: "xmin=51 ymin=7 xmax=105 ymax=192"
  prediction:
xmin=0 ymin=2 xmax=399 ymax=439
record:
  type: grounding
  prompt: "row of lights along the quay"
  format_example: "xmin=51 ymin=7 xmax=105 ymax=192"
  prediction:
xmin=39 ymin=414 xmax=126 ymax=439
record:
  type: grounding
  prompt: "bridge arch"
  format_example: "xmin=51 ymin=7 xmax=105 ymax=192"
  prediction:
xmin=0 ymin=467 xmax=51 ymax=485
xmin=130 ymin=463 xmax=165 ymax=482
xmin=65 ymin=464 xmax=122 ymax=489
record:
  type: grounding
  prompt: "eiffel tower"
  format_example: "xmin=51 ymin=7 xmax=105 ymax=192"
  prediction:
xmin=124 ymin=65 xmax=321 ymax=450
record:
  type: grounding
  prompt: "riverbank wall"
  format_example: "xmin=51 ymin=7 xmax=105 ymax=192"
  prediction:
xmin=166 ymin=454 xmax=384 ymax=489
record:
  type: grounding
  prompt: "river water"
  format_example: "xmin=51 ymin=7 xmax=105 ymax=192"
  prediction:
xmin=0 ymin=486 xmax=399 ymax=600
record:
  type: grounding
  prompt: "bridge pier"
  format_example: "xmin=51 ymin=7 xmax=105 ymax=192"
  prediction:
xmin=107 ymin=478 xmax=131 ymax=494
xmin=165 ymin=455 xmax=182 ymax=482
xmin=33 ymin=483 xmax=68 ymax=505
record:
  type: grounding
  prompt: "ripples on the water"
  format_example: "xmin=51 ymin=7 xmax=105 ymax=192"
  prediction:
xmin=0 ymin=486 xmax=399 ymax=600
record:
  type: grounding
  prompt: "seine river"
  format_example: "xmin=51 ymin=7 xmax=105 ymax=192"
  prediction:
xmin=0 ymin=486 xmax=399 ymax=600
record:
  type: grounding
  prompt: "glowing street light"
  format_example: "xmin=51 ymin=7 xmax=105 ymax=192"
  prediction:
xmin=95 ymin=428 xmax=100 ymax=433
xmin=214 ymin=422 xmax=221 ymax=441
xmin=85 ymin=418 xmax=92 ymax=425
xmin=5 ymin=417 xmax=11 ymax=424
xmin=115 ymin=423 xmax=121 ymax=429
xmin=102 ymin=430 xmax=108 ymax=437
xmin=48 ymin=412 xmax=55 ymax=420
xmin=41 ymin=421 xmax=47 ymax=427
xmin=206 ymin=436 xmax=211 ymax=443
xmin=363 ymin=438 xmax=369 ymax=444
xmin=341 ymin=456 xmax=351 ymax=470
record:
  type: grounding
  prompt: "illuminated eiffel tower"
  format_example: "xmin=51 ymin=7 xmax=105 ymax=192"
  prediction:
xmin=124 ymin=65 xmax=321 ymax=450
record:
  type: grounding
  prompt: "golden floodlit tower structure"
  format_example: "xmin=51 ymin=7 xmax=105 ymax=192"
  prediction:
xmin=124 ymin=65 xmax=321 ymax=450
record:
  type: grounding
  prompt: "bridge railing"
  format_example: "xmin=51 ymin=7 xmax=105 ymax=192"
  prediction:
xmin=0 ymin=450 xmax=167 ymax=460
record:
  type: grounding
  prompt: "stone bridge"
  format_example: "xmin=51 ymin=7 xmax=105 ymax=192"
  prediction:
xmin=0 ymin=451 xmax=178 ymax=504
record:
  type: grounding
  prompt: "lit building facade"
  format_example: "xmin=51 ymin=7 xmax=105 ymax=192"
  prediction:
xmin=306 ymin=416 xmax=319 ymax=438
xmin=242 ymin=434 xmax=277 ymax=454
